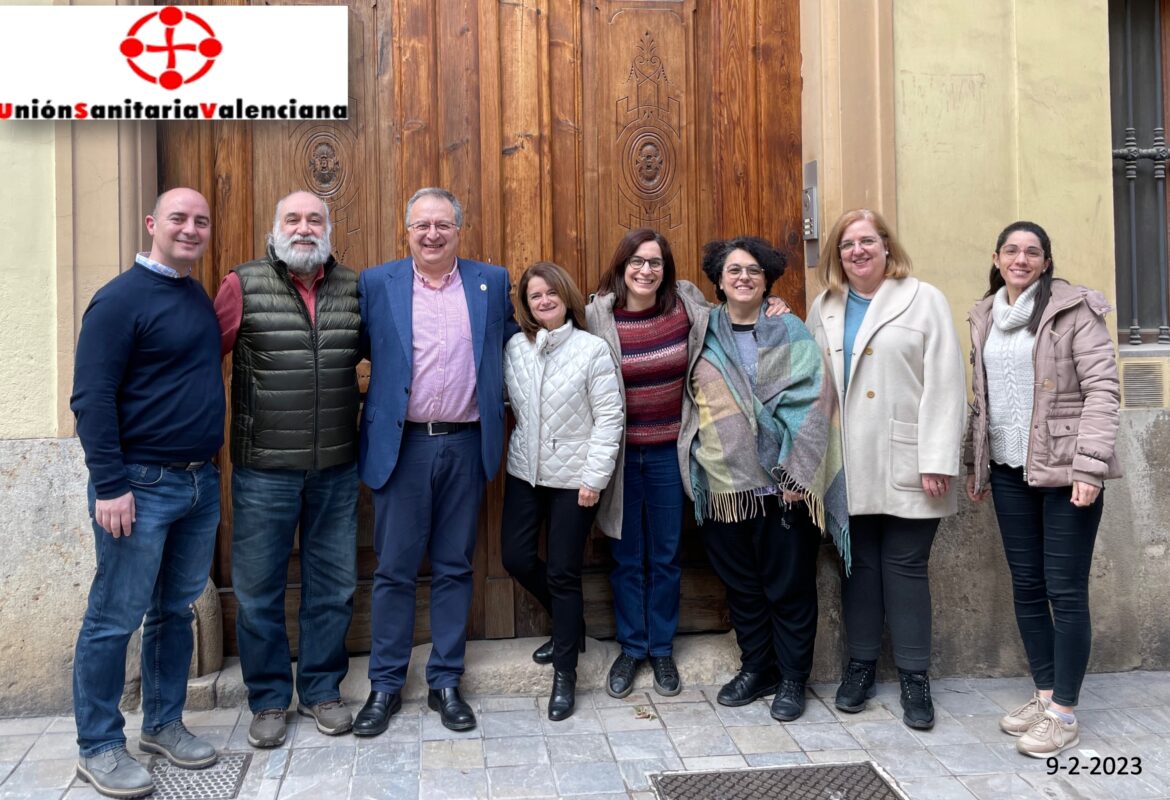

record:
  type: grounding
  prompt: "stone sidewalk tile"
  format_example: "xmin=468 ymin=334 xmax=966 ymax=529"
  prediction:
xmin=0 ymin=737 xmax=36 ymax=764
xmin=806 ymin=748 xmax=869 ymax=763
xmin=276 ymin=774 xmax=350 ymax=799
xmin=420 ymin=738 xmax=483 ymax=770
xmin=653 ymin=688 xmax=707 ymax=704
xmin=845 ymin=719 xmax=922 ymax=749
xmin=654 ymin=701 xmax=721 ymax=729
xmin=928 ymin=742 xmax=1013 ymax=775
xmin=785 ymin=721 xmax=860 ymax=751
xmin=725 ymin=723 xmax=800 ymax=755
xmin=666 ymin=725 xmax=738 ymax=758
xmin=483 ymin=735 xmax=548 ymax=767
xmin=285 ymin=744 xmax=356 ymax=778
xmin=898 ymin=774 xmax=979 ymax=799
xmin=744 ymin=750 xmax=810 ymax=767
xmin=1079 ymin=708 xmax=1158 ymax=737
xmin=1 ymin=757 xmax=76 ymax=793
xmin=485 ymin=762 xmax=558 ymax=798
xmin=419 ymin=766 xmax=488 ymax=800
xmin=0 ymin=720 xmax=50 ymax=738
xmin=545 ymin=733 xmax=612 ymax=764
xmin=349 ymin=772 xmax=418 ymax=800
xmin=605 ymin=729 xmax=676 ymax=761
xmin=866 ymin=746 xmax=949 ymax=780
xmin=956 ymin=772 xmax=1040 ymax=800
xmin=353 ymin=739 xmax=418 ymax=775
xmin=904 ymin=708 xmax=982 ymax=746
xmin=551 ymin=760 xmax=624 ymax=795
xmin=680 ymin=754 xmax=747 ymax=770
xmin=479 ymin=708 xmax=544 ymax=739
xmin=928 ymin=679 xmax=1008 ymax=716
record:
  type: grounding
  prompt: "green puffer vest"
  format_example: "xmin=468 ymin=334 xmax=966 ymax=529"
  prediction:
xmin=230 ymin=252 xmax=360 ymax=470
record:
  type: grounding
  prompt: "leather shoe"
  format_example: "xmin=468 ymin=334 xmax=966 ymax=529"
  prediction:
xmin=548 ymin=669 xmax=577 ymax=721
xmin=353 ymin=690 xmax=401 ymax=737
xmin=717 ymin=669 xmax=780 ymax=707
xmin=606 ymin=653 xmax=642 ymax=699
xmin=532 ymin=638 xmax=554 ymax=665
xmin=428 ymin=687 xmax=477 ymax=731
xmin=770 ymin=679 xmax=807 ymax=721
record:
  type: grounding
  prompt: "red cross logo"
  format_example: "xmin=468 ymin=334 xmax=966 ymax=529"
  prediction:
xmin=120 ymin=7 xmax=222 ymax=91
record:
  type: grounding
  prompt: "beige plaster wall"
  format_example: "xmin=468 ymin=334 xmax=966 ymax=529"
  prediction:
xmin=892 ymin=0 xmax=1116 ymax=339
xmin=0 ymin=123 xmax=58 ymax=438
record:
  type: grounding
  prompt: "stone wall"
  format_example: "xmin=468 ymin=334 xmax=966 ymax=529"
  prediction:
xmin=2 ymin=414 xmax=1167 ymax=715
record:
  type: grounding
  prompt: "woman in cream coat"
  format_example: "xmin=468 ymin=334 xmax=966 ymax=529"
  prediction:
xmin=806 ymin=209 xmax=965 ymax=730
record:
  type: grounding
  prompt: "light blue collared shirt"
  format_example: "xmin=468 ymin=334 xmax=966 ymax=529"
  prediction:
xmin=135 ymin=252 xmax=182 ymax=279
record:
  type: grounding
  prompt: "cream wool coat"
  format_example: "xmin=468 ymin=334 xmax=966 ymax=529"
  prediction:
xmin=807 ymin=276 xmax=966 ymax=518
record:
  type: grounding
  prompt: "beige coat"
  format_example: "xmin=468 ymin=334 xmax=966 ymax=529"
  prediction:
xmin=965 ymin=280 xmax=1122 ymax=492
xmin=807 ymin=277 xmax=966 ymax=518
xmin=585 ymin=280 xmax=711 ymax=538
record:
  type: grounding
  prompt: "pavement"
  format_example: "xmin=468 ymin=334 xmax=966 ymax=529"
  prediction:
xmin=0 ymin=667 xmax=1168 ymax=800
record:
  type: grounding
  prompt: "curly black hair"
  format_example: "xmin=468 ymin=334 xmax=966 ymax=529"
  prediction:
xmin=700 ymin=237 xmax=787 ymax=302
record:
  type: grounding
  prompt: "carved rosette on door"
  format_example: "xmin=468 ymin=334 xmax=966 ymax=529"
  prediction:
xmin=615 ymin=32 xmax=683 ymax=231
xmin=294 ymin=124 xmax=359 ymax=265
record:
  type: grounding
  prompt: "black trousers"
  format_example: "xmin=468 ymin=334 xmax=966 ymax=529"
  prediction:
xmin=701 ymin=495 xmax=821 ymax=682
xmin=841 ymin=514 xmax=939 ymax=672
xmin=500 ymin=474 xmax=597 ymax=671
xmin=989 ymin=463 xmax=1103 ymax=707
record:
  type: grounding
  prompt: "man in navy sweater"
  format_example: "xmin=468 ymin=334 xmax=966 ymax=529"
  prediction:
xmin=70 ymin=187 xmax=226 ymax=799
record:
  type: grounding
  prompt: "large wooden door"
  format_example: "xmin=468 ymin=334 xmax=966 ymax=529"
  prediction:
xmin=161 ymin=0 xmax=802 ymax=656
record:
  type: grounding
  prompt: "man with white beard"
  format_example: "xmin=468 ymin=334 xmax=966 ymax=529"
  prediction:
xmin=214 ymin=190 xmax=361 ymax=748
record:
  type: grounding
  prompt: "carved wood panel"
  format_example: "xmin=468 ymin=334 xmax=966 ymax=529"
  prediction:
xmin=159 ymin=0 xmax=802 ymax=656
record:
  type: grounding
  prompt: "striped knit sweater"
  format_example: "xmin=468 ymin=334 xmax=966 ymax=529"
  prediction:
xmin=613 ymin=300 xmax=691 ymax=445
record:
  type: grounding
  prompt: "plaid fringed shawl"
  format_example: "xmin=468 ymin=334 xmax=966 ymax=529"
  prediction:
xmin=689 ymin=306 xmax=851 ymax=569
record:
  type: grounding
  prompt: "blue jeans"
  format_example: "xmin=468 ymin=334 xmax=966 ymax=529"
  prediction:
xmin=609 ymin=442 xmax=684 ymax=659
xmin=231 ymin=462 xmax=358 ymax=712
xmin=74 ymin=462 xmax=220 ymax=757
xmin=989 ymin=463 xmax=1103 ymax=707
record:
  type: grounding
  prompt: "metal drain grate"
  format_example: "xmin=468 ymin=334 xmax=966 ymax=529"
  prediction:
xmin=651 ymin=762 xmax=907 ymax=800
xmin=147 ymin=752 xmax=252 ymax=800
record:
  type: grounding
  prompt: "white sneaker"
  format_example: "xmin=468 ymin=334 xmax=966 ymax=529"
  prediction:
xmin=999 ymin=692 xmax=1048 ymax=736
xmin=1016 ymin=710 xmax=1079 ymax=758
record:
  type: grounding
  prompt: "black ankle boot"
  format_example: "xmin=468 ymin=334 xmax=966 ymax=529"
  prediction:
xmin=835 ymin=659 xmax=877 ymax=713
xmin=548 ymin=669 xmax=576 ymax=721
xmin=898 ymin=669 xmax=934 ymax=730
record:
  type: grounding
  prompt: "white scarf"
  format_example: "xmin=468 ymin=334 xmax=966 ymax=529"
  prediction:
xmin=985 ymin=282 xmax=1040 ymax=467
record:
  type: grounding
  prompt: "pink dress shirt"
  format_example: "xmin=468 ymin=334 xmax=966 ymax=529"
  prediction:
xmin=406 ymin=262 xmax=479 ymax=422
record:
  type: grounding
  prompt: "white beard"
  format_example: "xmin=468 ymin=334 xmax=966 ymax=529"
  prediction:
xmin=272 ymin=229 xmax=331 ymax=276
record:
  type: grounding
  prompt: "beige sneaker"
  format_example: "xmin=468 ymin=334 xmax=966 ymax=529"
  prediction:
xmin=1016 ymin=710 xmax=1079 ymax=758
xmin=999 ymin=692 xmax=1048 ymax=736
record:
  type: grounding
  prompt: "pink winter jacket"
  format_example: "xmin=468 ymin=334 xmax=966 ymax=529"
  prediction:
xmin=965 ymin=280 xmax=1122 ymax=493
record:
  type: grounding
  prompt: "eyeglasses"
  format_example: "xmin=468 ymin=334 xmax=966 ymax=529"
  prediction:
xmin=407 ymin=221 xmax=459 ymax=234
xmin=627 ymin=256 xmax=664 ymax=271
xmin=838 ymin=236 xmax=881 ymax=253
xmin=999 ymin=245 xmax=1045 ymax=260
xmin=724 ymin=264 xmax=764 ymax=279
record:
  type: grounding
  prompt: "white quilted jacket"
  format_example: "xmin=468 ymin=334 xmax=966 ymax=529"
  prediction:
xmin=504 ymin=323 xmax=624 ymax=490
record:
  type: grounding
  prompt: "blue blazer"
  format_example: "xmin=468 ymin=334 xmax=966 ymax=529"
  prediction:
xmin=358 ymin=257 xmax=515 ymax=490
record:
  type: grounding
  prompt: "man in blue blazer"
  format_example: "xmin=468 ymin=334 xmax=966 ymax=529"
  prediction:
xmin=353 ymin=188 xmax=515 ymax=735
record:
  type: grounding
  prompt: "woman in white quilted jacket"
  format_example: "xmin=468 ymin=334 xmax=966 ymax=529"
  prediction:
xmin=501 ymin=261 xmax=624 ymax=721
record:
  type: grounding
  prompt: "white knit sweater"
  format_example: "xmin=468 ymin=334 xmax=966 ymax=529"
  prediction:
xmin=984 ymin=283 xmax=1039 ymax=468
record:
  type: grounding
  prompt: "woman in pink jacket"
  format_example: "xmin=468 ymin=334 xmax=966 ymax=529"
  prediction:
xmin=966 ymin=221 xmax=1121 ymax=759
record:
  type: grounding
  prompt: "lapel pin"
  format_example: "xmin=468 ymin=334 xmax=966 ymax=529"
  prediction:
xmin=480 ymin=283 xmax=487 ymax=292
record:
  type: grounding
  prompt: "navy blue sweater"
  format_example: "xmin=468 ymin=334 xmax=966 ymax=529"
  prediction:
xmin=71 ymin=264 xmax=225 ymax=499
